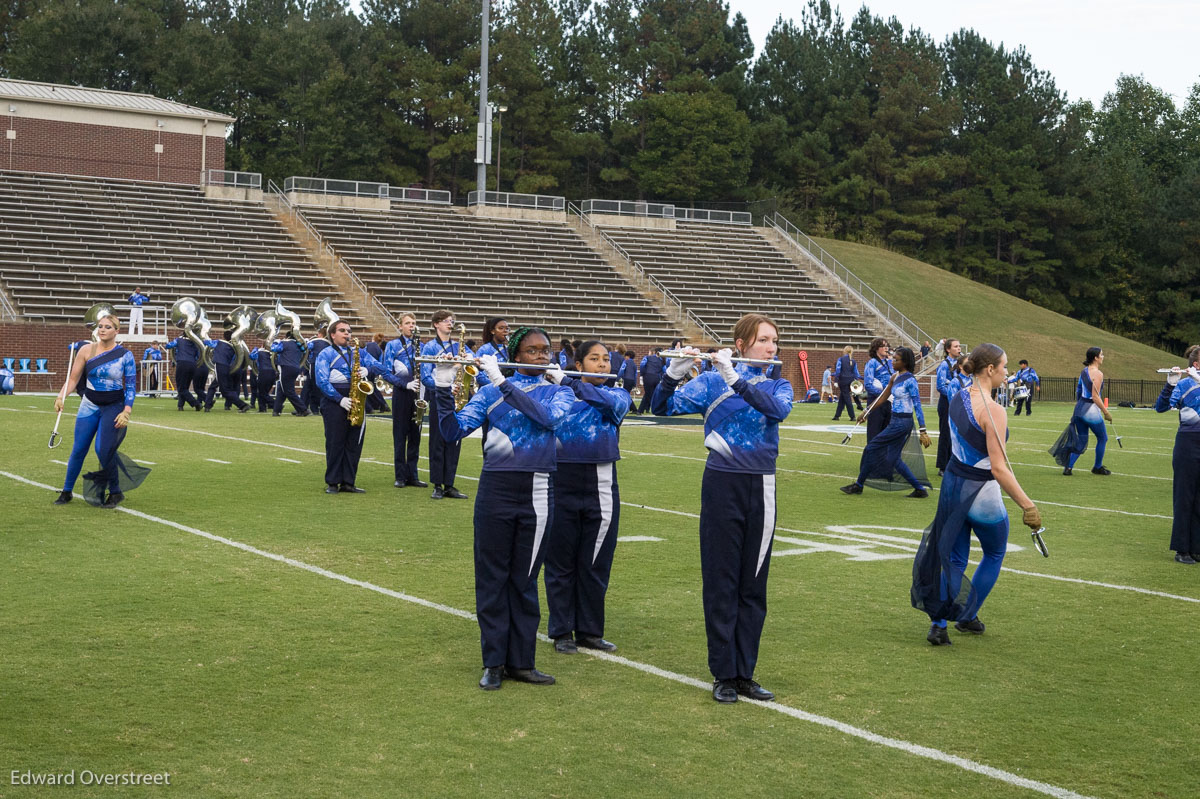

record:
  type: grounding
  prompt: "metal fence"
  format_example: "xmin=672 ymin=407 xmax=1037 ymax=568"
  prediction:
xmin=674 ymin=207 xmax=752 ymax=225
xmin=1036 ymin=377 xmax=1170 ymax=405
xmin=284 ymin=176 xmax=388 ymax=198
xmin=203 ymin=169 xmax=262 ymax=189
xmin=388 ymin=186 xmax=452 ymax=205
xmin=581 ymin=199 xmax=675 ymax=218
xmin=468 ymin=190 xmax=565 ymax=211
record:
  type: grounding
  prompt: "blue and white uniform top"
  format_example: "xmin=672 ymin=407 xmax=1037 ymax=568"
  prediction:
xmin=1077 ymin=368 xmax=1099 ymax=401
xmin=1008 ymin=366 xmax=1040 ymax=387
xmin=314 ymin=344 xmax=399 ymax=400
xmin=936 ymin=358 xmax=958 ymax=398
xmin=420 ymin=337 xmax=473 ymax=391
xmin=834 ymin=354 xmax=861 ymax=382
xmin=164 ymin=336 xmax=214 ymax=363
xmin=1156 ymin=374 xmax=1200 ymax=434
xmin=863 ymin=357 xmax=894 ymax=397
xmin=472 ymin=341 xmax=505 ymax=388
xmin=250 ymin=348 xmax=273 ymax=371
xmin=270 ymin=339 xmax=304 ymax=368
xmin=83 ymin=345 xmax=137 ymax=408
xmin=652 ymin=363 xmax=794 ymax=475
xmin=889 ymin=372 xmax=926 ymax=427
xmin=1075 ymin=367 xmax=1105 ymax=422
xmin=438 ymin=373 xmax=574 ymax=472
xmin=143 ymin=347 xmax=164 ymax=361
xmin=307 ymin=339 xmax=330 ymax=371
xmin=382 ymin=336 xmax=421 ymax=383
xmin=948 ymin=388 xmax=1006 ymax=475
xmin=212 ymin=340 xmax=236 ymax=368
xmin=128 ymin=292 xmax=150 ymax=306
xmin=556 ymin=378 xmax=631 ymax=464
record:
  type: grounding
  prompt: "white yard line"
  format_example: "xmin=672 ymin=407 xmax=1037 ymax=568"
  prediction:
xmin=277 ymin=457 xmax=302 ymax=464
xmin=0 ymin=468 xmax=1098 ymax=799
xmin=205 ymin=458 xmax=232 ymax=465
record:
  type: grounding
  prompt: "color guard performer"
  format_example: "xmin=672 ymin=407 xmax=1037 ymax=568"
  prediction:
xmin=652 ymin=314 xmax=794 ymax=704
xmin=863 ymin=338 xmax=894 ymax=442
xmin=431 ymin=327 xmax=574 ymax=690
xmin=911 ymin=344 xmax=1041 ymax=644
xmin=53 ymin=313 xmax=149 ymax=507
xmin=935 ymin=338 xmax=962 ymax=475
xmin=1155 ymin=348 xmax=1200 ymax=564
xmin=545 ymin=340 xmax=631 ymax=655
xmin=314 ymin=320 xmax=402 ymax=494
xmin=382 ymin=313 xmax=427 ymax=488
xmin=421 ymin=310 xmax=471 ymax=500
xmin=1050 ymin=347 xmax=1111 ymax=476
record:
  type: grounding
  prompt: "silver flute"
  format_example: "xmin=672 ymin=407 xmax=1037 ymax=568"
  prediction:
xmin=415 ymin=357 xmax=617 ymax=380
xmin=660 ymin=348 xmax=782 ymax=366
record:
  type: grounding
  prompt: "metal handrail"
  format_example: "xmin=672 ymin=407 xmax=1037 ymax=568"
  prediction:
xmin=267 ymin=180 xmax=399 ymax=330
xmin=571 ymin=203 xmax=723 ymax=344
xmin=284 ymin=176 xmax=388 ymax=199
xmin=0 ymin=283 xmax=18 ymax=321
xmin=203 ymin=169 xmax=262 ymax=189
xmin=675 ymin=208 xmax=752 ymax=225
xmin=581 ymin=199 xmax=675 ymax=219
xmin=387 ymin=186 xmax=452 ymax=205
xmin=766 ymin=213 xmax=931 ymax=348
xmin=468 ymin=190 xmax=565 ymax=211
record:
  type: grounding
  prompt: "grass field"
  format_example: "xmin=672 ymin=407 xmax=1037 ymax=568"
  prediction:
xmin=2 ymin=394 xmax=1196 ymax=798
xmin=811 ymin=237 xmax=1176 ymax=380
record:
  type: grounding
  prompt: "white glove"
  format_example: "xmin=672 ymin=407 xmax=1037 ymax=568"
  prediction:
xmin=434 ymin=362 xmax=456 ymax=388
xmin=478 ymin=354 xmax=505 ymax=386
xmin=713 ymin=348 xmax=738 ymax=387
xmin=544 ymin=366 xmax=566 ymax=384
xmin=406 ymin=379 xmax=420 ymax=393
xmin=357 ymin=366 xmax=369 ymax=380
xmin=666 ymin=348 xmax=700 ymax=381
xmin=1168 ymin=367 xmax=1182 ymax=386
xmin=1189 ymin=366 xmax=1200 ymax=383
xmin=339 ymin=397 xmax=352 ymax=412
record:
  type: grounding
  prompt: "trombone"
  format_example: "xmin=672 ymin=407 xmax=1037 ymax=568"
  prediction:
xmin=415 ymin=357 xmax=618 ymax=381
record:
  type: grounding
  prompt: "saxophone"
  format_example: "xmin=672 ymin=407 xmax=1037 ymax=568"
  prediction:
xmin=411 ymin=325 xmax=429 ymax=425
xmin=452 ymin=322 xmax=477 ymax=412
xmin=348 ymin=337 xmax=374 ymax=427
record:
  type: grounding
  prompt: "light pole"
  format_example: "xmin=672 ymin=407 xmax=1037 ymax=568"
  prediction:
xmin=495 ymin=105 xmax=507 ymax=192
xmin=476 ymin=0 xmax=490 ymax=195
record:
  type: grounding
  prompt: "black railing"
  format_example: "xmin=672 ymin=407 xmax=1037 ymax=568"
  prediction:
xmin=1036 ymin=377 xmax=1169 ymax=405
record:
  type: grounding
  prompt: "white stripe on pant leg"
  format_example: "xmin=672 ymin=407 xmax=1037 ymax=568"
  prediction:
xmin=756 ymin=474 xmax=776 ymax=577
xmin=592 ymin=462 xmax=615 ymax=566
xmin=529 ymin=472 xmax=550 ymax=577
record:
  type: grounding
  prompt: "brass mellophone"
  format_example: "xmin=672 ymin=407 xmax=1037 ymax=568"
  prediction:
xmin=660 ymin=349 xmax=782 ymax=366
xmin=415 ymin=356 xmax=617 ymax=380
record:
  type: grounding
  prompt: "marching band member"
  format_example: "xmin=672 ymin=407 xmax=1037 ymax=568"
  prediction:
xmin=143 ymin=340 xmax=164 ymax=392
xmin=364 ymin=333 xmax=391 ymax=415
xmin=619 ymin=348 xmax=638 ymax=396
xmin=250 ymin=346 xmax=275 ymax=412
xmin=556 ymin=339 xmax=574 ymax=370
xmin=127 ymin=287 xmax=149 ymax=336
xmin=911 ymin=344 xmax=1041 ymax=644
xmin=431 ymin=327 xmax=574 ymax=690
xmin=1155 ymin=347 xmax=1200 ymax=564
xmin=863 ymin=338 xmax=894 ymax=442
xmin=271 ymin=335 xmax=308 ymax=416
xmin=382 ymin=313 xmax=427 ymax=488
xmin=314 ymin=320 xmax=401 ymax=494
xmin=420 ymin=310 xmax=471 ymax=500
xmin=638 ymin=349 xmax=665 ymax=414
xmin=935 ymin=339 xmax=962 ymax=475
xmin=652 ymin=314 xmax=794 ymax=704
xmin=206 ymin=329 xmax=249 ymax=412
xmin=53 ymin=313 xmax=149 ymax=508
xmin=473 ymin=317 xmax=510 ymax=388
xmin=840 ymin=347 xmax=932 ymax=497
xmin=303 ymin=322 xmax=331 ymax=415
xmin=545 ymin=340 xmax=631 ymax=655
xmin=1050 ymin=347 xmax=1111 ymax=476
xmin=164 ymin=332 xmax=210 ymax=411
xmin=607 ymin=344 xmax=625 ymax=388
xmin=1008 ymin=359 xmax=1040 ymax=417
xmin=832 ymin=345 xmax=861 ymax=421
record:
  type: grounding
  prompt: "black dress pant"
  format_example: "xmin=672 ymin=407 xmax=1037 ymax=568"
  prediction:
xmin=391 ymin=388 xmax=423 ymax=482
xmin=1014 ymin=395 xmax=1033 ymax=416
xmin=320 ymin=395 xmax=364 ymax=487
xmin=274 ymin=366 xmax=305 ymax=413
xmin=304 ymin=369 xmax=321 ymax=413
xmin=212 ymin=364 xmax=248 ymax=410
xmin=936 ymin=393 xmax=952 ymax=471
xmin=833 ymin=381 xmax=856 ymax=421
xmin=865 ymin=395 xmax=891 ymax=442
xmin=638 ymin=379 xmax=659 ymax=414
xmin=427 ymin=391 xmax=461 ymax=488
xmin=545 ymin=462 xmax=619 ymax=640
xmin=256 ymin=368 xmax=277 ymax=410
xmin=1171 ymin=430 xmax=1200 ymax=555
xmin=175 ymin=362 xmax=201 ymax=408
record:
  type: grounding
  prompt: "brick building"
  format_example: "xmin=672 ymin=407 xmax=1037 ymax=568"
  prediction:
xmin=0 ymin=78 xmax=233 ymax=184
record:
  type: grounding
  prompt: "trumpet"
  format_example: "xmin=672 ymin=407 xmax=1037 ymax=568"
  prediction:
xmin=660 ymin=348 xmax=782 ymax=366
xmin=415 ymin=357 xmax=618 ymax=381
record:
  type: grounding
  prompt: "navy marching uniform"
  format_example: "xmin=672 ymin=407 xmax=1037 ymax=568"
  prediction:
xmin=206 ymin=338 xmax=249 ymax=412
xmin=303 ymin=337 xmax=331 ymax=414
xmin=383 ymin=334 xmax=425 ymax=486
xmin=251 ymin=347 xmax=276 ymax=413
xmin=652 ymin=358 xmax=794 ymax=698
xmin=433 ymin=363 xmax=574 ymax=687
xmin=314 ymin=342 xmax=401 ymax=491
xmin=164 ymin=336 xmax=204 ymax=410
xmin=1008 ymin=365 xmax=1040 ymax=416
xmin=935 ymin=355 xmax=957 ymax=471
xmin=606 ymin=349 xmax=625 ymax=389
xmin=619 ymin=356 xmax=638 ymax=395
xmin=271 ymin=339 xmax=307 ymax=415
xmin=545 ymin=377 xmax=631 ymax=650
xmin=863 ymin=355 xmax=895 ymax=442
xmin=638 ymin=351 xmax=664 ymax=414
xmin=143 ymin=345 xmax=164 ymax=392
xmin=832 ymin=353 xmax=861 ymax=421
xmin=1155 ymin=367 xmax=1200 ymax=561
xmin=364 ymin=339 xmax=390 ymax=414
xmin=421 ymin=335 xmax=473 ymax=497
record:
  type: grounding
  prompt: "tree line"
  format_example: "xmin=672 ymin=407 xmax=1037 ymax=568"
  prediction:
xmin=2 ymin=0 xmax=1198 ymax=353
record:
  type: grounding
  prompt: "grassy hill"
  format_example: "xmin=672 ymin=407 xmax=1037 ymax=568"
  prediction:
xmin=812 ymin=237 xmax=1174 ymax=380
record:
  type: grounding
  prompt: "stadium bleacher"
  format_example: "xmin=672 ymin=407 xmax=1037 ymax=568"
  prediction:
xmin=295 ymin=203 xmax=685 ymax=346
xmin=0 ymin=170 xmax=362 ymax=331
xmin=597 ymin=221 xmax=877 ymax=349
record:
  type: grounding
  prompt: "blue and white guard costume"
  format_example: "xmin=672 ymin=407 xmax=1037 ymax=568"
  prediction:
xmin=1156 ymin=370 xmax=1200 ymax=558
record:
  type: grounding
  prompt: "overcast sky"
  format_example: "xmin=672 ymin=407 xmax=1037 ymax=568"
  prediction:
xmin=731 ymin=0 xmax=1199 ymax=107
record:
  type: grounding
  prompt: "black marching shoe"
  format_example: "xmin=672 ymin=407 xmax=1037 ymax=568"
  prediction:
xmin=101 ymin=492 xmax=125 ymax=509
xmin=325 ymin=485 xmax=340 ymax=494
xmin=394 ymin=480 xmax=405 ymax=488
xmin=927 ymin=624 xmax=952 ymax=646
xmin=272 ymin=411 xmax=281 ymax=416
xmin=443 ymin=486 xmax=469 ymax=499
xmin=479 ymin=666 xmax=503 ymax=691
xmin=1092 ymin=466 xmax=1111 ymax=475
xmin=1062 ymin=467 xmax=1073 ymax=476
xmin=576 ymin=635 xmax=617 ymax=652
xmin=431 ymin=486 xmax=444 ymax=500
xmin=53 ymin=490 xmax=72 ymax=505
xmin=203 ymin=405 xmax=212 ymax=413
xmin=339 ymin=485 xmax=365 ymax=494
xmin=712 ymin=679 xmax=739 ymax=704
xmin=238 ymin=405 xmax=250 ymax=413
xmin=907 ymin=488 xmax=929 ymax=498
xmin=194 ymin=404 xmax=203 ymax=411
xmin=735 ymin=678 xmax=774 ymax=701
xmin=554 ymin=636 xmax=578 ymax=654
xmin=405 ymin=479 xmax=429 ymax=488
xmin=954 ymin=617 xmax=986 ymax=634
xmin=840 ymin=483 xmax=863 ymax=495
xmin=503 ymin=667 xmax=555 ymax=685
xmin=1174 ymin=552 xmax=1196 ymax=564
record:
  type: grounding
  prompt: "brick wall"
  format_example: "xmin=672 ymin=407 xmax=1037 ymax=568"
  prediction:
xmin=3 ymin=117 xmax=225 ymax=185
